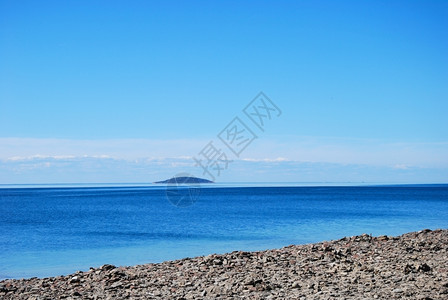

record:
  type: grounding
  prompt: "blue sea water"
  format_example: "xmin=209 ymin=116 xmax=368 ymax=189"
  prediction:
xmin=0 ymin=184 xmax=447 ymax=280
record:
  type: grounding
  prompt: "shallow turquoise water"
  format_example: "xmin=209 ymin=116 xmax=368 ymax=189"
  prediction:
xmin=0 ymin=185 xmax=447 ymax=279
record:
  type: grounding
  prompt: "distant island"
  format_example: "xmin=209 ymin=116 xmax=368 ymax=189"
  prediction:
xmin=154 ymin=176 xmax=214 ymax=184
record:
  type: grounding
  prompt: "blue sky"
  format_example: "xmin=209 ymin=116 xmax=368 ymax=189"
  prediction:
xmin=1 ymin=0 xmax=447 ymax=183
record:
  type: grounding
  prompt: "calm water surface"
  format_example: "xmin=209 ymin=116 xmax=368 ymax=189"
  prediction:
xmin=0 ymin=185 xmax=447 ymax=279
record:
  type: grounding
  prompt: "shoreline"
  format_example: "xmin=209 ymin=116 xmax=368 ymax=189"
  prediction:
xmin=1 ymin=229 xmax=447 ymax=299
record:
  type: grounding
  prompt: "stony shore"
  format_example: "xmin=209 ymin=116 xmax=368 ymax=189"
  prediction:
xmin=1 ymin=229 xmax=447 ymax=299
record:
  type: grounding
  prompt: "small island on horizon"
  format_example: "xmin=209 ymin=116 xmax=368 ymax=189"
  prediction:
xmin=154 ymin=176 xmax=214 ymax=184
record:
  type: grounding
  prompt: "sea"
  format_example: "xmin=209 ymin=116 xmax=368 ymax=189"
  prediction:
xmin=0 ymin=183 xmax=447 ymax=280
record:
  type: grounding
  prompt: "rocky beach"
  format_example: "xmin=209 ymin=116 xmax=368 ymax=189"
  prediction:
xmin=1 ymin=229 xmax=447 ymax=299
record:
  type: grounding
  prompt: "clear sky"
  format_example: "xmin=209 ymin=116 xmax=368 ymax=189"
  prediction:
xmin=1 ymin=0 xmax=447 ymax=183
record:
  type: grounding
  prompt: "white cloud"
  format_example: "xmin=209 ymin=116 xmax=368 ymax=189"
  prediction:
xmin=2 ymin=137 xmax=447 ymax=168
xmin=0 ymin=138 xmax=206 ymax=161
xmin=0 ymin=137 xmax=447 ymax=184
xmin=241 ymin=137 xmax=448 ymax=168
xmin=240 ymin=157 xmax=289 ymax=162
xmin=392 ymin=164 xmax=412 ymax=170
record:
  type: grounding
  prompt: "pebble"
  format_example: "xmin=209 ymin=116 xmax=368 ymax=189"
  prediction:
xmin=1 ymin=229 xmax=447 ymax=299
